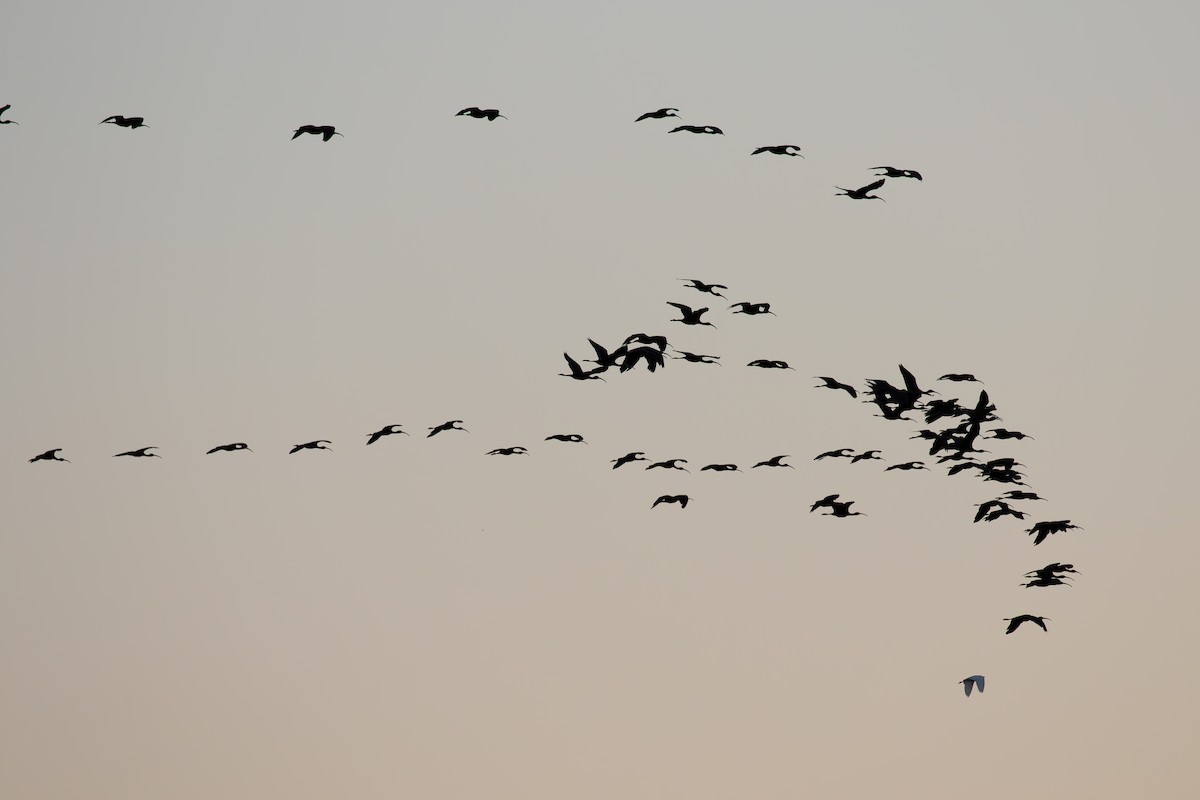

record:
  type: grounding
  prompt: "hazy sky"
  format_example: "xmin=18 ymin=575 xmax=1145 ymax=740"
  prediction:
xmin=4 ymin=2 xmax=1200 ymax=798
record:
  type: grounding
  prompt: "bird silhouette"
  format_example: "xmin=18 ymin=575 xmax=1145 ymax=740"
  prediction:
xmin=700 ymin=463 xmax=740 ymax=473
xmin=623 ymin=333 xmax=669 ymax=351
xmin=751 ymin=145 xmax=803 ymax=157
xmin=207 ymin=442 xmax=252 ymax=454
xmin=729 ymin=302 xmax=776 ymax=316
xmin=428 ymin=420 xmax=468 ymax=437
xmin=872 ymin=166 xmax=922 ymax=180
xmin=100 ymin=115 xmax=147 ymax=129
xmin=754 ymin=455 xmax=794 ymax=469
xmin=986 ymin=428 xmax=1033 ymax=440
xmin=620 ymin=346 xmax=666 ymax=373
xmin=747 ymin=359 xmax=793 ymax=370
xmin=636 ymin=108 xmax=680 ymax=121
xmin=1004 ymin=615 xmax=1049 ymax=634
xmin=646 ymin=458 xmax=689 ymax=472
xmin=672 ymin=351 xmax=720 ymax=364
xmin=366 ymin=425 xmax=409 ymax=445
xmin=667 ymin=302 xmax=716 ymax=327
xmin=959 ymin=675 xmax=985 ymax=696
xmin=815 ymin=448 xmax=854 ymax=460
xmin=824 ymin=501 xmax=865 ymax=518
xmin=815 ymin=376 xmax=857 ymax=398
xmin=612 ymin=452 xmax=648 ymax=469
xmin=29 ymin=448 xmax=69 ymax=463
xmin=545 ymin=434 xmax=586 ymax=443
xmin=114 ymin=446 xmax=161 ymax=458
xmin=835 ymin=178 xmax=885 ymax=200
xmin=1025 ymin=563 xmax=1080 ymax=580
xmin=290 ymin=440 xmax=331 ymax=454
xmin=585 ymin=339 xmax=626 ymax=370
xmin=669 ymin=125 xmax=723 ymax=135
xmin=939 ymin=373 xmax=979 ymax=382
xmin=1002 ymin=490 xmax=1046 ymax=501
xmin=292 ymin=125 xmax=343 ymax=141
xmin=652 ymin=494 xmax=690 ymax=508
xmin=886 ymin=461 xmax=928 ymax=471
xmin=974 ymin=499 xmax=1024 ymax=523
xmin=679 ymin=278 xmax=727 ymax=297
xmin=1027 ymin=520 xmax=1082 ymax=545
xmin=1021 ymin=577 xmax=1071 ymax=588
xmin=560 ymin=352 xmax=607 ymax=381
xmin=0 ymin=104 xmax=17 ymax=125
xmin=456 ymin=107 xmax=506 ymax=121
xmin=810 ymin=493 xmax=840 ymax=512
xmin=850 ymin=450 xmax=883 ymax=463
xmin=487 ymin=446 xmax=528 ymax=456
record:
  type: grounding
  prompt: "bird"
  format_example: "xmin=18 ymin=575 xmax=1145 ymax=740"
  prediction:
xmin=974 ymin=499 xmax=1023 ymax=523
xmin=939 ymin=373 xmax=979 ymax=382
xmin=747 ymin=359 xmax=793 ymax=370
xmin=1027 ymin=520 xmax=1082 ymax=546
xmin=0 ymin=104 xmax=17 ymax=125
xmin=1025 ymin=563 xmax=1080 ymax=579
xmin=667 ymin=302 xmax=716 ymax=327
xmin=1004 ymin=615 xmax=1050 ymax=634
xmin=752 ymin=145 xmax=803 ymax=157
xmin=835 ymin=178 xmax=885 ymax=200
xmin=669 ymin=125 xmax=723 ymax=135
xmin=646 ymin=458 xmax=689 ymax=472
xmin=560 ymin=352 xmax=607 ymax=381
xmin=612 ymin=452 xmax=648 ymax=469
xmin=292 ymin=125 xmax=343 ymax=141
xmin=850 ymin=450 xmax=884 ymax=463
xmin=100 ymin=115 xmax=147 ymax=128
xmin=824 ymin=501 xmax=865 ymax=518
xmin=114 ymin=446 xmax=161 ymax=458
xmin=700 ymin=463 xmax=740 ymax=473
xmin=635 ymin=107 xmax=679 ymax=121
xmin=585 ymin=339 xmax=627 ymax=370
xmin=959 ymin=675 xmax=985 ymax=697
xmin=815 ymin=376 xmax=857 ymax=398
xmin=679 ymin=278 xmax=727 ymax=297
xmin=872 ymin=166 xmax=922 ymax=180
xmin=456 ymin=107 xmax=506 ymax=121
xmin=620 ymin=346 xmax=667 ymax=373
xmin=754 ymin=455 xmax=794 ymax=469
xmin=207 ymin=442 xmax=251 ymax=454
xmin=729 ymin=302 xmax=776 ymax=316
xmin=487 ymin=446 xmax=528 ymax=456
xmin=886 ymin=461 xmax=928 ymax=471
xmin=366 ymin=425 xmax=409 ymax=445
xmin=623 ymin=333 xmax=669 ymax=351
xmin=545 ymin=434 xmax=586 ymax=443
xmin=810 ymin=493 xmax=841 ymax=512
xmin=290 ymin=440 xmax=332 ymax=454
xmin=29 ymin=448 xmax=69 ymax=463
xmin=1021 ymin=576 xmax=1072 ymax=588
xmin=1002 ymin=490 xmax=1046 ymax=501
xmin=652 ymin=494 xmax=690 ymax=509
xmin=428 ymin=420 xmax=468 ymax=437
xmin=672 ymin=351 xmax=720 ymax=365
xmin=814 ymin=448 xmax=854 ymax=460
xmin=986 ymin=428 xmax=1033 ymax=440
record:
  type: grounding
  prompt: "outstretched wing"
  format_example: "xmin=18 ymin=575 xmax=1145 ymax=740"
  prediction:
xmin=858 ymin=178 xmax=886 ymax=193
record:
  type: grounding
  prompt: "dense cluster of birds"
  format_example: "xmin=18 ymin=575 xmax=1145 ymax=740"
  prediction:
xmin=0 ymin=103 xmax=924 ymax=202
xmin=11 ymin=96 xmax=1073 ymax=699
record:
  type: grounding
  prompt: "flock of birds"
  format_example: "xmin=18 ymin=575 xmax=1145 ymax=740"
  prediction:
xmin=0 ymin=103 xmax=922 ymax=202
xmin=9 ymin=96 xmax=1073 ymax=698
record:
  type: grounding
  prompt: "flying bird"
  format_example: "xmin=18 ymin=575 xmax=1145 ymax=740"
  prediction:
xmin=939 ymin=373 xmax=979 ymax=382
xmin=1027 ymin=520 xmax=1082 ymax=546
xmin=100 ymin=115 xmax=147 ymax=128
xmin=835 ymin=178 xmax=885 ymax=200
xmin=366 ymin=425 xmax=409 ymax=445
xmin=810 ymin=493 xmax=841 ymax=512
xmin=679 ymin=278 xmax=727 ymax=297
xmin=620 ymin=346 xmax=667 ymax=373
xmin=545 ymin=434 xmax=586 ymax=443
xmin=850 ymin=450 xmax=883 ymax=463
xmin=290 ymin=440 xmax=332 ymax=454
xmin=754 ymin=455 xmax=794 ymax=469
xmin=612 ymin=452 xmax=648 ymax=469
xmin=752 ymin=144 xmax=803 ymax=157
xmin=986 ymin=428 xmax=1033 ymax=440
xmin=872 ymin=166 xmax=922 ymax=180
xmin=959 ymin=675 xmax=985 ymax=697
xmin=623 ymin=333 xmax=669 ymax=351
xmin=814 ymin=448 xmax=854 ymax=460
xmin=29 ymin=448 xmax=69 ymax=463
xmin=747 ymin=359 xmax=793 ymax=370
xmin=428 ymin=420 xmax=468 ymax=437
xmin=646 ymin=458 xmax=689 ymax=472
xmin=886 ymin=461 xmax=928 ymax=471
xmin=207 ymin=442 xmax=251 ymax=454
xmin=635 ymin=107 xmax=679 ymax=121
xmin=456 ymin=107 xmax=507 ymax=120
xmin=0 ymin=104 xmax=17 ymax=125
xmin=700 ymin=463 xmax=740 ymax=473
xmin=652 ymin=494 xmax=690 ymax=509
xmin=560 ymin=352 xmax=607 ymax=381
xmin=1004 ymin=615 xmax=1050 ymax=634
xmin=729 ymin=302 xmax=776 ymax=316
xmin=487 ymin=447 xmax=528 ymax=456
xmin=672 ymin=351 xmax=720 ymax=364
xmin=815 ymin=376 xmax=857 ymax=398
xmin=667 ymin=302 xmax=716 ymax=327
xmin=114 ymin=446 xmax=161 ymax=458
xmin=669 ymin=125 xmax=723 ymax=135
xmin=824 ymin=501 xmax=865 ymax=518
xmin=292 ymin=125 xmax=343 ymax=141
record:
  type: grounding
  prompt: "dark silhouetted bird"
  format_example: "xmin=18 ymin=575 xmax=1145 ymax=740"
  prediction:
xmin=959 ymin=675 xmax=985 ymax=697
xmin=292 ymin=125 xmax=343 ymax=141
xmin=207 ymin=442 xmax=251 ymax=454
xmin=667 ymin=302 xmax=716 ymax=327
xmin=623 ymin=333 xmax=668 ymax=351
xmin=1025 ymin=563 xmax=1080 ymax=580
xmin=810 ymin=493 xmax=841 ymax=512
xmin=679 ymin=278 xmax=727 ymax=297
xmin=114 ymin=446 xmax=161 ymax=458
xmin=1027 ymin=520 xmax=1082 ymax=546
xmin=366 ymin=425 xmax=409 ymax=445
xmin=815 ymin=448 xmax=854 ymax=460
xmin=0 ymin=104 xmax=17 ymax=125
xmin=30 ymin=448 xmax=69 ymax=463
xmin=456 ymin=107 xmax=506 ymax=120
xmin=669 ymin=125 xmax=723 ymax=135
xmin=290 ymin=440 xmax=331 ymax=454
xmin=886 ymin=461 xmax=928 ymax=471
xmin=585 ymin=339 xmax=626 ymax=370
xmin=939 ymin=373 xmax=979 ymax=382
xmin=1002 ymin=490 xmax=1046 ymax=501
xmin=747 ymin=359 xmax=793 ymax=370
xmin=545 ymin=434 xmax=585 ymax=443
xmin=752 ymin=144 xmax=803 ymax=157
xmin=612 ymin=452 xmax=648 ymax=469
xmin=428 ymin=420 xmax=468 ymax=437
xmin=700 ymin=463 xmax=740 ymax=473
xmin=560 ymin=352 xmax=607 ymax=381
xmin=620 ymin=346 xmax=666 ymax=373
xmin=754 ymin=455 xmax=794 ymax=469
xmin=1021 ymin=576 xmax=1071 ymax=588
xmin=851 ymin=450 xmax=883 ymax=463
xmin=672 ymin=351 xmax=720 ymax=364
xmin=872 ymin=166 xmax=922 ymax=180
xmin=974 ymin=500 xmax=1026 ymax=523
xmin=652 ymin=494 xmax=690 ymax=508
xmin=100 ymin=115 xmax=147 ymax=128
xmin=987 ymin=428 xmax=1033 ymax=440
xmin=824 ymin=500 xmax=865 ymax=518
xmin=646 ymin=458 xmax=689 ymax=472
xmin=729 ymin=302 xmax=776 ymax=316
xmin=636 ymin=108 xmax=679 ymax=121
xmin=1004 ymin=615 xmax=1049 ymax=634
xmin=835 ymin=178 xmax=885 ymax=200
xmin=815 ymin=376 xmax=857 ymax=397
xmin=487 ymin=447 xmax=528 ymax=456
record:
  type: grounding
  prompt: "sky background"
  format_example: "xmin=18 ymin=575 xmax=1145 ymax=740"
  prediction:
xmin=3 ymin=1 xmax=1199 ymax=797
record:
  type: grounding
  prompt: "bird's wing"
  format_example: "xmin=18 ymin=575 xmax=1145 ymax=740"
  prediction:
xmin=563 ymin=352 xmax=584 ymax=375
xmin=860 ymin=178 xmax=886 ymax=193
xmin=666 ymin=302 xmax=692 ymax=314
xmin=963 ymin=680 xmax=973 ymax=696
xmin=973 ymin=675 xmax=984 ymax=693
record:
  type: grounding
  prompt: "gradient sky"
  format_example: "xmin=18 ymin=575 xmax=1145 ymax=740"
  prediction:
xmin=4 ymin=2 xmax=1199 ymax=798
